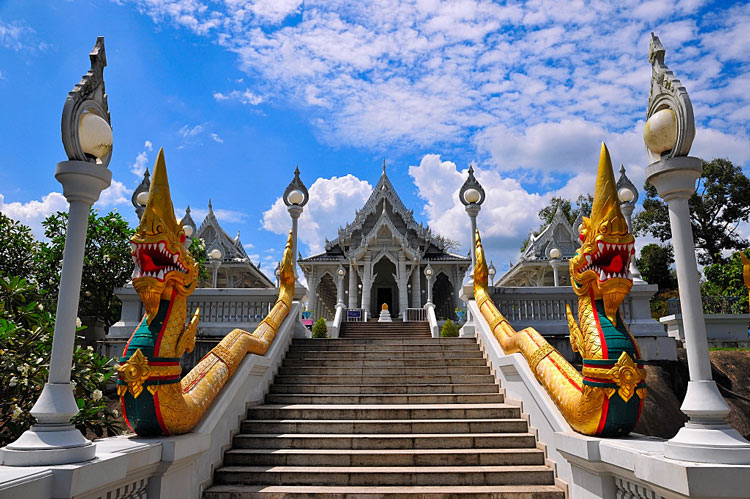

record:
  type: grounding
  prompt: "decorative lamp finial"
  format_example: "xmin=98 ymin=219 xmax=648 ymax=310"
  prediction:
xmin=459 ymin=164 xmax=485 ymax=206
xmin=283 ymin=166 xmax=309 ymax=207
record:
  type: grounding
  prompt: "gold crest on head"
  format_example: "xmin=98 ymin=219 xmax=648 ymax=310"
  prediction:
xmin=131 ymin=149 xmax=198 ymax=323
xmin=570 ymin=143 xmax=635 ymax=323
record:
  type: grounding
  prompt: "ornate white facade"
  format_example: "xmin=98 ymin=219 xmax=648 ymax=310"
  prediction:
xmin=299 ymin=166 xmax=470 ymax=320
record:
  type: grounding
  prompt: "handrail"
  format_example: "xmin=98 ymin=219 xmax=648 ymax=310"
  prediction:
xmin=425 ymin=303 xmax=439 ymax=338
xmin=404 ymin=307 xmax=427 ymax=322
xmin=331 ymin=305 xmax=344 ymax=338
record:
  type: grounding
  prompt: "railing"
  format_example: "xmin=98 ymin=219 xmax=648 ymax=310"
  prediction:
xmin=667 ymin=295 xmax=747 ymax=315
xmin=344 ymin=308 xmax=366 ymax=322
xmin=404 ymin=308 xmax=427 ymax=322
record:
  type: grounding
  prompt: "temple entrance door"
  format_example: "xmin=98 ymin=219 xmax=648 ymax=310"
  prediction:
xmin=375 ymin=288 xmax=393 ymax=316
xmin=433 ymin=272 xmax=455 ymax=320
xmin=371 ymin=256 xmax=398 ymax=318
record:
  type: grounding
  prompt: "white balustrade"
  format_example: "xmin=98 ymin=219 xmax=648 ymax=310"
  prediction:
xmin=404 ymin=308 xmax=427 ymax=322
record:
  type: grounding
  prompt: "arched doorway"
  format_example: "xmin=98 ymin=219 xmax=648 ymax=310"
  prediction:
xmin=433 ymin=272 xmax=455 ymax=320
xmin=371 ymin=256 xmax=398 ymax=318
xmin=316 ymin=273 xmax=337 ymax=320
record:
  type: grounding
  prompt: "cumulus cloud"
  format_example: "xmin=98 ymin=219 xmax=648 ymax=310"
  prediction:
xmin=191 ymin=206 xmax=248 ymax=224
xmin=213 ymin=88 xmax=264 ymax=105
xmin=262 ymin=174 xmax=372 ymax=254
xmin=130 ymin=140 xmax=153 ymax=177
xmin=0 ymin=192 xmax=68 ymax=238
xmin=96 ymin=179 xmax=131 ymax=208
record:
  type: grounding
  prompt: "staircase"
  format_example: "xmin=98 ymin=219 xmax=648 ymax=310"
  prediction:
xmin=204 ymin=336 xmax=566 ymax=498
xmin=340 ymin=320 xmax=431 ymax=338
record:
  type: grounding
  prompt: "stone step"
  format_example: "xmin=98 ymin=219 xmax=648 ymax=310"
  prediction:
xmin=272 ymin=374 xmax=497 ymax=385
xmin=281 ymin=358 xmax=489 ymax=368
xmin=268 ymin=383 xmax=500 ymax=395
xmin=213 ymin=465 xmax=555 ymax=487
xmin=204 ymin=484 xmax=566 ymax=498
xmin=232 ymin=433 xmax=539 ymax=450
xmin=285 ymin=350 xmax=484 ymax=359
xmin=287 ymin=343 xmax=479 ymax=352
xmin=222 ymin=447 xmax=546 ymax=467
xmin=264 ymin=393 xmax=505 ymax=405
xmin=240 ymin=418 xmax=528 ymax=435
xmin=278 ymin=366 xmax=491 ymax=376
xmin=292 ymin=338 xmax=475 ymax=345
xmin=247 ymin=404 xmax=521 ymax=421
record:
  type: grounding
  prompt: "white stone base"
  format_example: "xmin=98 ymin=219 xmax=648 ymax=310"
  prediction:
xmin=378 ymin=310 xmax=392 ymax=322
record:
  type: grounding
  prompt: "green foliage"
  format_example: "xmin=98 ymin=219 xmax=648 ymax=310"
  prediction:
xmin=189 ymin=237 xmax=210 ymax=281
xmin=440 ymin=319 xmax=459 ymax=337
xmin=636 ymin=244 xmax=677 ymax=291
xmin=520 ymin=195 xmax=593 ymax=252
xmin=312 ymin=317 xmax=328 ymax=338
xmin=702 ymin=250 xmax=750 ymax=312
xmin=34 ymin=209 xmax=134 ymax=327
xmin=0 ymin=275 xmax=122 ymax=446
xmin=633 ymin=158 xmax=750 ymax=266
xmin=0 ymin=212 xmax=39 ymax=279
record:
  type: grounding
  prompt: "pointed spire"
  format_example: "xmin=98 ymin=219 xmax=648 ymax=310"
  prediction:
xmin=208 ymin=198 xmax=213 ymax=214
xmin=185 ymin=204 xmax=191 ymax=214
xmin=382 ymin=159 xmax=386 ymax=174
xmin=140 ymin=148 xmax=178 ymax=232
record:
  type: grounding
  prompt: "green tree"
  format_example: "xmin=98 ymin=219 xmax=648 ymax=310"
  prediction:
xmin=636 ymin=244 xmax=677 ymax=291
xmin=0 ymin=212 xmax=39 ymax=279
xmin=34 ymin=209 xmax=134 ymax=328
xmin=433 ymin=234 xmax=461 ymax=252
xmin=312 ymin=317 xmax=328 ymax=338
xmin=521 ymin=195 xmax=593 ymax=252
xmin=189 ymin=237 xmax=210 ymax=281
xmin=702 ymin=250 xmax=750 ymax=311
xmin=0 ymin=275 xmax=122 ymax=445
xmin=633 ymin=158 xmax=750 ymax=266
xmin=440 ymin=319 xmax=459 ymax=337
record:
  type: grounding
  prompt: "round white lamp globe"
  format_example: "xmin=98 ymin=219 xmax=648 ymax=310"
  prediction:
xmin=136 ymin=191 xmax=149 ymax=206
xmin=78 ymin=112 xmax=113 ymax=161
xmin=643 ymin=108 xmax=677 ymax=155
xmin=183 ymin=225 xmax=194 ymax=237
xmin=209 ymin=249 xmax=222 ymax=260
xmin=287 ymin=190 xmax=304 ymax=205
xmin=337 ymin=268 xmax=345 ymax=277
xmin=464 ymin=188 xmax=481 ymax=204
xmin=550 ymin=248 xmax=561 ymax=259
xmin=618 ymin=187 xmax=635 ymax=203
xmin=425 ymin=268 xmax=432 ymax=277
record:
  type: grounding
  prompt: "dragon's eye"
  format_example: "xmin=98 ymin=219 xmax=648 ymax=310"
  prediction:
xmin=579 ymin=231 xmax=586 ymax=243
xmin=180 ymin=233 xmax=186 ymax=243
xmin=599 ymin=221 xmax=609 ymax=234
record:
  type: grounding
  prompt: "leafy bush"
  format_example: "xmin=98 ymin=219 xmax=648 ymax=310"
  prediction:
xmin=441 ymin=319 xmax=459 ymax=337
xmin=0 ymin=274 xmax=123 ymax=446
xmin=312 ymin=317 xmax=328 ymax=338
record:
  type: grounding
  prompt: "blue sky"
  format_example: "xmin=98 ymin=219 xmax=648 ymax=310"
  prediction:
xmin=1 ymin=0 xmax=749 ymax=278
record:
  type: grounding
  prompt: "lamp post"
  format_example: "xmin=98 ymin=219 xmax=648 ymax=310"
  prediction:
xmin=549 ymin=247 xmax=561 ymax=287
xmin=209 ymin=248 xmax=222 ymax=288
xmin=459 ymin=165 xmax=486 ymax=282
xmin=274 ymin=262 xmax=281 ymax=289
xmin=1 ymin=38 xmax=112 ymax=466
xmin=488 ymin=261 xmax=496 ymax=287
xmin=644 ymin=33 xmax=750 ymax=464
xmin=424 ymin=265 xmax=434 ymax=305
xmin=336 ymin=266 xmax=346 ymax=307
xmin=616 ymin=165 xmax=644 ymax=282
xmin=283 ymin=167 xmax=309 ymax=280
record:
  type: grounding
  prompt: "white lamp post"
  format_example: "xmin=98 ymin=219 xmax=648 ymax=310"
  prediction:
xmin=424 ymin=265 xmax=434 ymax=305
xmin=459 ymin=165 xmax=485 ymax=282
xmin=616 ymin=165 xmax=644 ymax=282
xmin=488 ymin=261 xmax=496 ymax=287
xmin=336 ymin=266 xmax=346 ymax=306
xmin=209 ymin=248 xmax=222 ymax=288
xmin=645 ymin=33 xmax=750 ymax=464
xmin=283 ymin=167 xmax=309 ymax=280
xmin=549 ymin=247 xmax=561 ymax=287
xmin=1 ymin=38 xmax=112 ymax=466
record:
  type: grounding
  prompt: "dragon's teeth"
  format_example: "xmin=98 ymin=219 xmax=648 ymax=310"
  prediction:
xmin=173 ymin=254 xmax=178 ymax=263
xmin=585 ymin=255 xmax=592 ymax=264
xmin=600 ymin=270 xmax=606 ymax=280
xmin=598 ymin=242 xmax=604 ymax=253
xmin=159 ymin=242 xmax=165 ymax=252
xmin=157 ymin=270 xmax=164 ymax=280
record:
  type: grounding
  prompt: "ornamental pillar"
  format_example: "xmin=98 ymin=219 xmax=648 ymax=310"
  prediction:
xmin=398 ymin=254 xmax=408 ymax=318
xmin=348 ymin=261 xmax=357 ymax=309
xmin=411 ymin=262 xmax=421 ymax=307
xmin=361 ymin=256 xmax=372 ymax=318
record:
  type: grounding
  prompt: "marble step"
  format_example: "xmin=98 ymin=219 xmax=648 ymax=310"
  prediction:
xmin=204 ymin=484 xmax=565 ymax=498
xmin=277 ymin=366 xmax=491 ymax=376
xmin=268 ymin=383 xmax=500 ymax=395
xmin=281 ymin=358 xmax=489 ymax=368
xmin=285 ymin=350 xmax=484 ymax=359
xmin=271 ymin=374 xmax=497 ymax=385
xmin=264 ymin=392 xmax=505 ymax=405
xmin=239 ymin=418 xmax=527 ymax=435
xmin=291 ymin=338 xmax=475 ymax=345
xmin=246 ymin=404 xmax=521 ymax=421
xmin=288 ymin=343 xmax=478 ymax=352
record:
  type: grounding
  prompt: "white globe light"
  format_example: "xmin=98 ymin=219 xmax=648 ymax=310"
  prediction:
xmin=550 ymin=248 xmax=561 ymax=259
xmin=136 ymin=191 xmax=149 ymax=206
xmin=183 ymin=225 xmax=194 ymax=237
xmin=78 ymin=112 xmax=112 ymax=161
xmin=464 ymin=188 xmax=481 ymax=204
xmin=618 ymin=187 xmax=635 ymax=203
xmin=425 ymin=268 xmax=432 ymax=276
xmin=287 ymin=189 xmax=304 ymax=205
xmin=338 ymin=268 xmax=345 ymax=276
xmin=643 ymin=108 xmax=677 ymax=155
xmin=209 ymin=249 xmax=222 ymax=260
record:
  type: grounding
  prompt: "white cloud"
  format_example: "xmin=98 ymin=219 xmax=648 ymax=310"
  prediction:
xmin=210 ymin=133 xmax=224 ymax=143
xmin=0 ymin=192 xmax=68 ymax=238
xmin=0 ymin=20 xmax=46 ymax=52
xmin=243 ymin=242 xmax=254 ymax=249
xmin=178 ymin=124 xmax=204 ymax=138
xmin=129 ymin=140 xmax=153 ymax=177
xmin=262 ymin=174 xmax=372 ymax=253
xmin=213 ymin=88 xmax=264 ymax=105
xmin=96 ymin=179 xmax=131 ymax=208
xmin=191 ymin=206 xmax=248 ymax=223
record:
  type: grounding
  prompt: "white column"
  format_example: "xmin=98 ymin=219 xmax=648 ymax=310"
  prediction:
xmin=647 ymin=156 xmax=750 ymax=464
xmin=465 ymin=204 xmax=480 ymax=282
xmin=287 ymin=205 xmax=302 ymax=278
xmin=308 ymin=272 xmax=317 ymax=319
xmin=411 ymin=264 xmax=421 ymax=307
xmin=398 ymin=255 xmax=408 ymax=318
xmin=550 ymin=260 xmax=561 ymax=287
xmin=1 ymin=161 xmax=110 ymax=466
xmin=361 ymin=256 xmax=372 ymax=319
xmin=348 ymin=262 xmax=357 ymax=309
xmin=620 ymin=202 xmax=644 ymax=282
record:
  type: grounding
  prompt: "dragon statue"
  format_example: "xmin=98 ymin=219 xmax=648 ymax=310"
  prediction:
xmin=117 ymin=149 xmax=295 ymax=436
xmin=474 ymin=143 xmax=646 ymax=437
xmin=741 ymin=253 xmax=750 ymax=304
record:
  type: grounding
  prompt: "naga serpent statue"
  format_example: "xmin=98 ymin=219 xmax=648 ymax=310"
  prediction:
xmin=117 ymin=149 xmax=295 ymax=436
xmin=474 ymin=143 xmax=647 ymax=437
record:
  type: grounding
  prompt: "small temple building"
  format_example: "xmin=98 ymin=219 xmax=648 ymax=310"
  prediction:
xmin=298 ymin=165 xmax=470 ymax=321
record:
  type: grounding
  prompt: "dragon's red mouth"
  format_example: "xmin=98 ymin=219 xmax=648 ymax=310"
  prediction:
xmin=131 ymin=240 xmax=187 ymax=281
xmin=578 ymin=241 xmax=635 ymax=282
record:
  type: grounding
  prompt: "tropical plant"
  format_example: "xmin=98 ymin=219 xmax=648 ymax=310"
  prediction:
xmin=440 ymin=318 xmax=459 ymax=337
xmin=0 ymin=274 xmax=122 ymax=446
xmin=636 ymin=244 xmax=677 ymax=291
xmin=702 ymin=250 xmax=750 ymax=312
xmin=0 ymin=211 xmax=39 ymax=280
xmin=312 ymin=317 xmax=328 ymax=338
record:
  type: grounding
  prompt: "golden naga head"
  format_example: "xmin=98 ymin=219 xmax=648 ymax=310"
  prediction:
xmin=570 ymin=143 xmax=635 ymax=323
xmin=131 ymin=149 xmax=199 ymax=323
xmin=473 ymin=229 xmax=489 ymax=291
xmin=741 ymin=252 xmax=750 ymax=303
